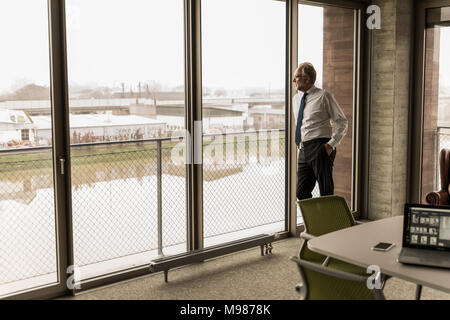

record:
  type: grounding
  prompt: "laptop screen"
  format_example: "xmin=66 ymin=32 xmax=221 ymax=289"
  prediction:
xmin=403 ymin=204 xmax=450 ymax=251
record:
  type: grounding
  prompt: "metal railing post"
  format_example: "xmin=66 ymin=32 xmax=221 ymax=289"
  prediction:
xmin=157 ymin=140 xmax=163 ymax=257
xmin=245 ymin=135 xmax=249 ymax=162
xmin=234 ymin=136 xmax=238 ymax=163
xmin=268 ymin=130 xmax=272 ymax=158
xmin=222 ymin=132 xmax=226 ymax=164
xmin=257 ymin=130 xmax=260 ymax=164
xmin=434 ymin=128 xmax=439 ymax=190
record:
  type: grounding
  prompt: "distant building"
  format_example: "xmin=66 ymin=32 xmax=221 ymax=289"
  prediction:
xmin=0 ymin=112 xmax=167 ymax=148
xmin=248 ymin=105 xmax=284 ymax=130
xmin=0 ymin=99 xmax=286 ymax=148
xmin=0 ymin=109 xmax=35 ymax=147
xmin=32 ymin=113 xmax=167 ymax=145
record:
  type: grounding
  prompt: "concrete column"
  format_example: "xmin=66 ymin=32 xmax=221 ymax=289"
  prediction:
xmin=368 ymin=0 xmax=414 ymax=219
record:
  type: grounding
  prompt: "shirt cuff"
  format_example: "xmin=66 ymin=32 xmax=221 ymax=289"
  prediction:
xmin=327 ymin=139 xmax=337 ymax=150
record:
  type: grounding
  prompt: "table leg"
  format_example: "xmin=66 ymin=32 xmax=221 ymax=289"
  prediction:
xmin=415 ymin=284 xmax=422 ymax=300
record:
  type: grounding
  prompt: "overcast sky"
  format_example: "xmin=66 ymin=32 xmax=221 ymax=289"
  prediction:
xmin=298 ymin=4 xmax=323 ymax=87
xmin=0 ymin=0 xmax=449 ymax=94
xmin=440 ymin=27 xmax=450 ymax=88
xmin=0 ymin=0 xmax=50 ymax=92
xmin=0 ymin=0 xmax=312 ymax=94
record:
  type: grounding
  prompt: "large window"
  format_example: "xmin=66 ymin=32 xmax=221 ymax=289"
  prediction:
xmin=65 ymin=0 xmax=186 ymax=280
xmin=0 ymin=0 xmax=364 ymax=299
xmin=201 ymin=0 xmax=286 ymax=246
xmin=298 ymin=3 xmax=356 ymax=212
xmin=0 ymin=0 xmax=58 ymax=297
xmin=421 ymin=6 xmax=450 ymax=202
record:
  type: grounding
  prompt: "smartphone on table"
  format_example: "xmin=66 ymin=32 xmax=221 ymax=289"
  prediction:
xmin=371 ymin=242 xmax=395 ymax=252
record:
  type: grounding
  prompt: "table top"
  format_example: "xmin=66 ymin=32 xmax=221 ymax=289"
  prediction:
xmin=307 ymin=216 xmax=450 ymax=293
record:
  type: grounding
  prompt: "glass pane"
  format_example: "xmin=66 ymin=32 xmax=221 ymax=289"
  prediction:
xmin=297 ymin=4 xmax=355 ymax=220
xmin=202 ymin=0 xmax=286 ymax=247
xmin=0 ymin=0 xmax=57 ymax=297
xmin=66 ymin=0 xmax=186 ymax=280
xmin=421 ymin=21 xmax=450 ymax=202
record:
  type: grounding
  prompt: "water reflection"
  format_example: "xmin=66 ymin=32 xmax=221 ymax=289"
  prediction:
xmin=0 ymin=135 xmax=285 ymax=284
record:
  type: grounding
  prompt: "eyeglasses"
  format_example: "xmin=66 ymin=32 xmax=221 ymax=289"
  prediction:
xmin=292 ymin=76 xmax=308 ymax=82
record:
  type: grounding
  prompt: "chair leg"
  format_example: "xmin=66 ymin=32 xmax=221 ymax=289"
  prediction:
xmin=415 ymin=284 xmax=422 ymax=300
xmin=295 ymin=282 xmax=307 ymax=300
xmin=380 ymin=274 xmax=391 ymax=290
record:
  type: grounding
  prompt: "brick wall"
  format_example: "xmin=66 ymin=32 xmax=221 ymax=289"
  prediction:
xmin=322 ymin=6 xmax=355 ymax=207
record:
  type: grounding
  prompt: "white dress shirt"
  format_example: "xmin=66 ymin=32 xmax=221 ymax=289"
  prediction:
xmin=292 ymin=85 xmax=348 ymax=149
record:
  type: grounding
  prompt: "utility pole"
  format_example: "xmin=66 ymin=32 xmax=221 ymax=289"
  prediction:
xmin=146 ymin=83 xmax=150 ymax=98
xmin=138 ymin=81 xmax=141 ymax=99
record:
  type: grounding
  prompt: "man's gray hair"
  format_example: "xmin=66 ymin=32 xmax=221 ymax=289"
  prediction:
xmin=299 ymin=62 xmax=316 ymax=84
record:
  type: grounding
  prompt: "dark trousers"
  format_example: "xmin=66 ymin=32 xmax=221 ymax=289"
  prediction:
xmin=296 ymin=137 xmax=336 ymax=200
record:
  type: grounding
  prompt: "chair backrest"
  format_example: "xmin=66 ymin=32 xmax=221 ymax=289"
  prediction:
xmin=291 ymin=257 xmax=382 ymax=300
xmin=298 ymin=195 xmax=355 ymax=264
xmin=295 ymin=196 xmax=380 ymax=299
xmin=299 ymin=195 xmax=355 ymax=237
xmin=439 ymin=148 xmax=450 ymax=192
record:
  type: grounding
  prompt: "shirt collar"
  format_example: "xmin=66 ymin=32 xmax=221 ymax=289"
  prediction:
xmin=297 ymin=85 xmax=316 ymax=96
xmin=306 ymin=85 xmax=316 ymax=95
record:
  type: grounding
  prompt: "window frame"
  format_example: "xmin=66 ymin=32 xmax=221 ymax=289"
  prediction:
xmin=4 ymin=0 xmax=366 ymax=299
xmin=6 ymin=0 xmax=72 ymax=300
xmin=295 ymin=0 xmax=366 ymax=220
xmin=410 ymin=0 xmax=450 ymax=204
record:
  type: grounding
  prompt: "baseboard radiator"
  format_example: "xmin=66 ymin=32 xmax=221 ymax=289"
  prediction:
xmin=149 ymin=233 xmax=277 ymax=282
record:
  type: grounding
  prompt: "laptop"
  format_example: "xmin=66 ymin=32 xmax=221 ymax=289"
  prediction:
xmin=398 ymin=203 xmax=450 ymax=268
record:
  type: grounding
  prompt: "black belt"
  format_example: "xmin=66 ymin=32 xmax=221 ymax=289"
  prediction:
xmin=299 ymin=137 xmax=330 ymax=148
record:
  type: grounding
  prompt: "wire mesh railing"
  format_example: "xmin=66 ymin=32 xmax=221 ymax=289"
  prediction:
xmin=435 ymin=127 xmax=450 ymax=189
xmin=70 ymin=139 xmax=187 ymax=267
xmin=0 ymin=129 xmax=288 ymax=286
xmin=0 ymin=149 xmax=57 ymax=287
xmin=203 ymin=130 xmax=287 ymax=241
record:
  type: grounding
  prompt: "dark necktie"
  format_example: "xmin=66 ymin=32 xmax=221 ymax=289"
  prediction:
xmin=295 ymin=92 xmax=308 ymax=146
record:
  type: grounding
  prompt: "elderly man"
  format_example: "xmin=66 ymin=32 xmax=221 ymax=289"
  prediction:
xmin=293 ymin=62 xmax=348 ymax=200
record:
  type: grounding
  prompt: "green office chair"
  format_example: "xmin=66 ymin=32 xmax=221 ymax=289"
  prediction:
xmin=290 ymin=195 xmax=386 ymax=300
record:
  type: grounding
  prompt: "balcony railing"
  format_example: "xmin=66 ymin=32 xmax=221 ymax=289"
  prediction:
xmin=0 ymin=129 xmax=287 ymax=287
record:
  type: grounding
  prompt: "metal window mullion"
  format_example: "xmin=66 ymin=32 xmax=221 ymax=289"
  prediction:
xmin=361 ymin=2 xmax=373 ymax=219
xmin=352 ymin=8 xmax=362 ymax=216
xmin=287 ymin=0 xmax=298 ymax=235
xmin=405 ymin=0 xmax=417 ymax=204
xmin=48 ymin=0 xmax=74 ymax=296
xmin=355 ymin=7 xmax=367 ymax=218
xmin=410 ymin=1 xmax=427 ymax=203
xmin=184 ymin=0 xmax=203 ymax=251
xmin=6 ymin=0 xmax=73 ymax=301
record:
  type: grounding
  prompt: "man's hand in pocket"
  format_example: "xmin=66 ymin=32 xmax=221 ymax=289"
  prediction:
xmin=324 ymin=143 xmax=333 ymax=156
